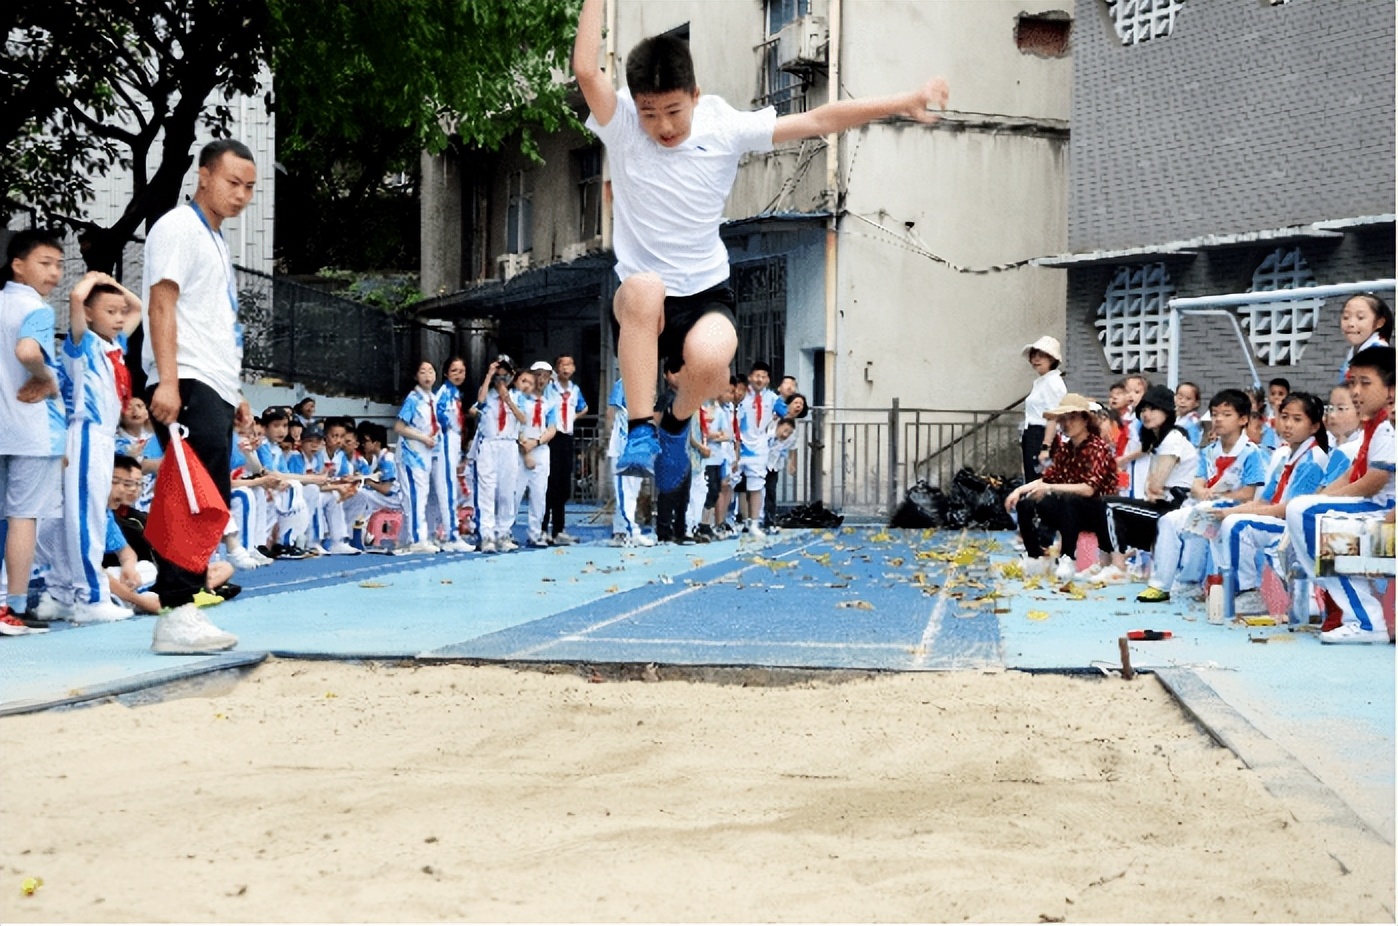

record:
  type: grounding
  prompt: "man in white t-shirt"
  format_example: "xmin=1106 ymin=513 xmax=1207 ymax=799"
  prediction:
xmin=140 ymin=139 xmax=257 ymax=654
xmin=572 ymin=0 xmax=949 ymax=509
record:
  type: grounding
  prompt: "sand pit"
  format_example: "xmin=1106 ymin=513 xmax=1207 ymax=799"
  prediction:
xmin=1 ymin=660 xmax=1392 ymax=923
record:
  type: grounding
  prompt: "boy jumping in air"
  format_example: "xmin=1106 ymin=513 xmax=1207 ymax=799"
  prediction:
xmin=573 ymin=0 xmax=947 ymax=504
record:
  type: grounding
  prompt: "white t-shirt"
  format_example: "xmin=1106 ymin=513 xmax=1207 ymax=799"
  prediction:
xmin=0 ymin=282 xmax=66 ymax=456
xmin=1154 ymin=428 xmax=1199 ymax=491
xmin=1359 ymin=418 xmax=1396 ymax=508
xmin=142 ymin=203 xmax=244 ymax=406
xmin=1023 ymin=369 xmax=1066 ymax=429
xmin=586 ymin=91 xmax=777 ymax=296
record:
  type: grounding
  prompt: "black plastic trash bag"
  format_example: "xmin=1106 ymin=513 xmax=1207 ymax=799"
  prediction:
xmin=777 ymin=501 xmax=844 ymax=529
xmin=889 ymin=480 xmax=947 ymax=528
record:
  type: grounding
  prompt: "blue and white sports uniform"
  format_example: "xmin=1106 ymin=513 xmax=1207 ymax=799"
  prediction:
xmin=1287 ymin=417 xmax=1396 ymax=633
xmin=514 ymin=390 xmax=558 ymax=543
xmin=54 ymin=329 xmax=125 ymax=605
xmin=736 ymin=388 xmax=785 ymax=490
xmin=396 ymin=386 xmax=438 ymax=545
xmin=344 ymin=448 xmax=402 ymax=529
xmin=0 ymin=282 xmax=66 ymax=537
xmin=254 ymin=438 xmax=311 ymax=548
xmin=115 ymin=426 xmax=159 ymax=511
xmin=228 ymin=437 xmax=272 ymax=554
xmin=1148 ymin=436 xmax=1268 ymax=591
xmin=287 ymin=446 xmax=347 ymax=546
xmin=473 ymin=386 xmax=522 ymax=545
xmin=430 ymin=382 xmax=465 ymax=543
xmin=1338 ymin=332 xmax=1388 ymax=384
xmin=607 ymin=379 xmax=645 ymax=539
xmin=543 ymin=379 xmax=587 ymax=436
xmin=1210 ymin=437 xmax=1329 ymax=595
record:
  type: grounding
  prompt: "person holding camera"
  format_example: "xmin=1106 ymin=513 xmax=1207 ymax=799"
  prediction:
xmin=472 ymin=356 xmax=527 ymax=553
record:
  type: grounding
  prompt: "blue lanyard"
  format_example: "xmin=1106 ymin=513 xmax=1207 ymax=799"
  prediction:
xmin=188 ymin=202 xmax=239 ymax=318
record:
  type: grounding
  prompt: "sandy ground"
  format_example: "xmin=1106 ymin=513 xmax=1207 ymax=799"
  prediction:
xmin=1 ymin=660 xmax=1392 ymax=924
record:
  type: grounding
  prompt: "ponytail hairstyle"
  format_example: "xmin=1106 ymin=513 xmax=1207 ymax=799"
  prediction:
xmin=1280 ymin=391 xmax=1329 ymax=453
xmin=1347 ymin=293 xmax=1395 ymax=343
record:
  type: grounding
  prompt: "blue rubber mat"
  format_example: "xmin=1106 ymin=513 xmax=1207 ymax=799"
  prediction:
xmin=428 ymin=530 xmax=1003 ymax=669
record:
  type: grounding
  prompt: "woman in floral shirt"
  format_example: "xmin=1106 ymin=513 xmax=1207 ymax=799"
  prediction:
xmin=1005 ymin=393 xmax=1119 ymax=583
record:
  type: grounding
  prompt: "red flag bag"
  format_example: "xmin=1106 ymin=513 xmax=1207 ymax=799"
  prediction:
xmin=145 ymin=423 xmax=230 ymax=574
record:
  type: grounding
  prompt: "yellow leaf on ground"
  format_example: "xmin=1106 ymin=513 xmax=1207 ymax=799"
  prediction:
xmin=1026 ymin=610 xmax=1051 ymax=621
xmin=358 ymin=581 xmax=388 ymax=588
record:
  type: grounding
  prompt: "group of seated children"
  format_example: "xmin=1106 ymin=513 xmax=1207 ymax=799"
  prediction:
xmin=608 ymin=361 xmax=805 ymax=547
xmin=1007 ymin=298 xmax=1394 ymax=646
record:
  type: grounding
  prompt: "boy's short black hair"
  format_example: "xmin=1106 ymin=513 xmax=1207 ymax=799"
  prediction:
xmin=198 ymin=138 xmax=255 ymax=169
xmin=625 ymin=34 xmax=697 ymax=96
xmin=749 ymin=360 xmax=772 ymax=375
xmin=1177 ymin=380 xmax=1201 ymax=398
xmin=357 ymin=421 xmax=388 ymax=446
xmin=260 ymin=406 xmax=291 ymax=424
xmin=1268 ymin=377 xmax=1291 ymax=392
xmin=84 ymin=282 xmax=124 ymax=307
xmin=730 ymin=373 xmax=748 ymax=386
xmin=1109 ymin=380 xmax=1128 ymax=391
xmin=1208 ymin=389 xmax=1253 ymax=419
xmin=3 ymin=229 xmax=64 ymax=283
xmin=113 ymin=453 xmax=141 ymax=473
xmin=1349 ymin=345 xmax=1395 ymax=387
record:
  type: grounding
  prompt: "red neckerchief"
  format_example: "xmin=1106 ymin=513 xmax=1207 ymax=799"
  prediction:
xmin=560 ymin=385 xmax=571 ymax=430
xmin=107 ymin=348 xmax=131 ymax=412
xmin=733 ymin=406 xmax=740 ymax=444
xmin=699 ymin=407 xmax=709 ymax=438
xmin=1351 ymin=413 xmax=1385 ymax=481
xmin=497 ymin=393 xmax=507 ymax=432
xmin=532 ymin=396 xmax=542 ymax=429
xmin=755 ymin=392 xmax=763 ymax=426
xmin=1207 ymin=455 xmax=1238 ymax=489
xmin=1269 ymin=437 xmax=1314 ymax=503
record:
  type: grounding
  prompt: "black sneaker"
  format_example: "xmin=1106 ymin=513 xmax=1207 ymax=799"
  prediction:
xmin=18 ymin=612 xmax=51 ymax=629
xmin=275 ymin=544 xmax=311 ymax=560
xmin=211 ymin=583 xmax=242 ymax=602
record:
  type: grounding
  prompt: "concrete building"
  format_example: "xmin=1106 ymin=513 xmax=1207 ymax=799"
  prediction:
xmin=415 ymin=0 xmax=1074 ymax=419
xmin=1037 ymin=0 xmax=1395 ymax=402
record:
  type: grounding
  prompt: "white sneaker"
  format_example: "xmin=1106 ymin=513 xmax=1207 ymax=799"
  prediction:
xmin=1054 ymin=555 xmax=1076 ymax=584
xmin=324 ymin=541 xmax=363 ymax=556
xmin=151 ymin=604 xmax=237 ymax=654
xmin=1020 ymin=555 xmax=1051 ymax=577
xmin=630 ymin=532 xmax=656 ymax=547
xmin=497 ymin=537 xmax=519 ymax=552
xmin=479 ymin=540 xmax=497 ymax=554
xmin=34 ymin=591 xmax=74 ymax=621
xmin=1091 ymin=565 xmax=1130 ymax=586
xmin=609 ymin=533 xmax=631 ymax=548
xmin=1232 ymin=589 xmax=1267 ymax=616
xmin=552 ymin=532 xmax=578 ymax=546
xmin=251 ymin=548 xmax=275 ymax=566
xmin=70 ymin=599 xmax=135 ymax=624
xmin=225 ymin=547 xmax=262 ymax=570
xmin=745 ymin=521 xmax=766 ymax=539
xmin=1073 ymin=563 xmax=1105 ymax=582
xmin=1319 ymin=623 xmax=1390 ymax=645
xmin=442 ymin=539 xmax=474 ymax=553
xmin=527 ymin=535 xmax=550 ymax=548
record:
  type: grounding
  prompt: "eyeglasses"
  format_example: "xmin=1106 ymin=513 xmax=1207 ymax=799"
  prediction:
xmin=1324 ymin=405 xmax=1353 ymax=413
xmin=112 ymin=478 xmax=143 ymax=488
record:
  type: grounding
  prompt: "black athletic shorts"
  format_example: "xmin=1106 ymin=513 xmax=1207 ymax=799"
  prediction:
xmin=611 ymin=280 xmax=737 ymax=372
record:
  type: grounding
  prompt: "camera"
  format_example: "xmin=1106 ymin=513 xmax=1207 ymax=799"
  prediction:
xmin=491 ymin=354 xmax=514 ymax=387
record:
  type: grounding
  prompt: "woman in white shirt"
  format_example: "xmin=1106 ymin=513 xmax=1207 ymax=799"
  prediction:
xmin=1078 ymin=385 xmax=1199 ymax=585
xmin=1020 ymin=335 xmax=1067 ymax=483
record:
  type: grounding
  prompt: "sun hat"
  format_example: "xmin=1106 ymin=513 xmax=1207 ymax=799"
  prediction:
xmin=1136 ymin=384 xmax=1176 ymax=416
xmin=1043 ymin=393 xmax=1096 ymax=418
xmin=530 ymin=361 xmax=553 ymax=373
xmin=301 ymin=424 xmax=325 ymax=440
xmin=1021 ymin=335 xmax=1063 ymax=363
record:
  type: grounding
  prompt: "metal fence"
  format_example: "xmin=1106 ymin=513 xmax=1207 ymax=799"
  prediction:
xmin=570 ymin=402 xmax=1022 ymax=521
xmin=237 ymin=266 xmax=451 ymax=402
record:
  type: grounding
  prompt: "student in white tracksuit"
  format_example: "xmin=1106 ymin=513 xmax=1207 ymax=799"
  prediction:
xmin=606 ymin=378 xmax=654 ymax=547
xmin=513 ymin=369 xmax=557 ymax=547
xmin=393 ymin=361 xmax=441 ymax=553
xmin=429 ymin=357 xmax=471 ymax=551
xmin=49 ymin=273 xmax=140 ymax=622
xmin=470 ymin=359 xmax=526 ymax=553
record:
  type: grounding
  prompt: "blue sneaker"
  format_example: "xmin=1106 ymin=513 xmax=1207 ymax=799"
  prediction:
xmin=617 ymin=422 xmax=658 ymax=477
xmin=655 ymin=421 xmax=692 ymax=494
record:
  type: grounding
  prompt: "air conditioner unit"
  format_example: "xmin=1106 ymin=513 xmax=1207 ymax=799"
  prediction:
xmin=777 ymin=15 xmax=828 ymax=72
xmin=496 ymin=252 xmax=530 ymax=281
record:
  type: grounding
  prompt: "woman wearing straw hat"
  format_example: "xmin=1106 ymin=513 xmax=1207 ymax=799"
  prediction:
xmin=1004 ymin=393 xmax=1119 ymax=582
xmin=1020 ymin=336 xmax=1067 ymax=483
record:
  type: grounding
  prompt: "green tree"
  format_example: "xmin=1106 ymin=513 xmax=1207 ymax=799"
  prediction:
xmin=2 ymin=0 xmax=269 ymax=273
xmin=269 ymin=0 xmax=582 ymax=274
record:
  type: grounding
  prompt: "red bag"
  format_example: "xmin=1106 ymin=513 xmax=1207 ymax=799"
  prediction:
xmin=146 ymin=423 xmax=230 ymax=574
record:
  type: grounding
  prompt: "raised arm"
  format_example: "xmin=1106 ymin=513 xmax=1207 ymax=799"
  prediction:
xmin=772 ymin=77 xmax=948 ymax=144
xmin=572 ymin=0 xmax=617 ymax=126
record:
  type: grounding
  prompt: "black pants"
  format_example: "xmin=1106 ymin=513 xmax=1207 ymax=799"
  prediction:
xmin=1098 ymin=490 xmax=1188 ymax=554
xmin=763 ymin=469 xmax=779 ymax=527
xmin=1021 ymin=425 xmax=1046 ymax=484
xmin=542 ymin=432 xmax=575 ymax=537
xmin=146 ymin=379 xmax=235 ymax=607
xmin=1016 ymin=492 xmax=1104 ymax=559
